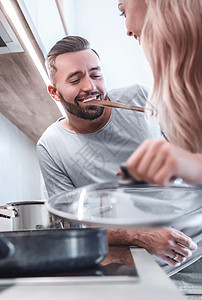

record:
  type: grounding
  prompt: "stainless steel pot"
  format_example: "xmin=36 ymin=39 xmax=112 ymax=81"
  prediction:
xmin=0 ymin=200 xmax=57 ymax=231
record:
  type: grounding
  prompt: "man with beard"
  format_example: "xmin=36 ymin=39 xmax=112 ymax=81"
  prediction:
xmin=37 ymin=35 xmax=160 ymax=200
xmin=37 ymin=36 xmax=196 ymax=268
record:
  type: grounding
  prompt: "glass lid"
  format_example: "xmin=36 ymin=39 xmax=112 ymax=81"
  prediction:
xmin=46 ymin=181 xmax=202 ymax=228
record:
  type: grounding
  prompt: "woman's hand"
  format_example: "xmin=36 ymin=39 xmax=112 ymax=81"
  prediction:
xmin=125 ymin=139 xmax=202 ymax=186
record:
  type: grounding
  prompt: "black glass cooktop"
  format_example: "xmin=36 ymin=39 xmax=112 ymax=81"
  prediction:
xmin=0 ymin=263 xmax=138 ymax=279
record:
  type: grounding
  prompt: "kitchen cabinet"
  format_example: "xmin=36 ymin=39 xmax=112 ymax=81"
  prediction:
xmin=0 ymin=2 xmax=61 ymax=143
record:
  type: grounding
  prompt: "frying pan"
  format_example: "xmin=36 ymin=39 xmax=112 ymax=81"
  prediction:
xmin=0 ymin=228 xmax=108 ymax=277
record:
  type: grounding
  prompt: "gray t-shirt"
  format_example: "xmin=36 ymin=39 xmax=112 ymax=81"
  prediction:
xmin=37 ymin=84 xmax=161 ymax=201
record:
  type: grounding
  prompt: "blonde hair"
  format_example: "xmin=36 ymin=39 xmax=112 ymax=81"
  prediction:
xmin=142 ymin=0 xmax=202 ymax=153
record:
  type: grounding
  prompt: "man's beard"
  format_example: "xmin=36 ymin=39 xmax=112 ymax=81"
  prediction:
xmin=59 ymin=93 xmax=106 ymax=120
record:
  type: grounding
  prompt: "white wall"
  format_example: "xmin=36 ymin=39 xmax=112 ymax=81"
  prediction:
xmin=63 ymin=0 xmax=153 ymax=91
xmin=0 ymin=113 xmax=45 ymax=205
xmin=22 ymin=0 xmax=153 ymax=91
xmin=22 ymin=0 xmax=65 ymax=55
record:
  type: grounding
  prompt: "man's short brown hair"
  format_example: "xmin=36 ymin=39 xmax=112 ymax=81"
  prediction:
xmin=45 ymin=36 xmax=99 ymax=83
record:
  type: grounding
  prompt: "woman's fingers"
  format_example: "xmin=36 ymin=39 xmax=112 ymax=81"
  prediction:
xmin=125 ymin=139 xmax=202 ymax=186
xmin=126 ymin=139 xmax=161 ymax=181
xmin=126 ymin=140 xmax=151 ymax=181
xmin=125 ymin=140 xmax=184 ymax=186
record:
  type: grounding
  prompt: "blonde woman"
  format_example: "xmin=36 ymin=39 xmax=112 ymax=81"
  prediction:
xmin=117 ymin=1 xmax=202 ymax=299
xmin=118 ymin=0 xmax=202 ymax=187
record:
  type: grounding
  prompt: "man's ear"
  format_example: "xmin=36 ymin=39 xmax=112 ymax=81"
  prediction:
xmin=48 ymin=85 xmax=61 ymax=102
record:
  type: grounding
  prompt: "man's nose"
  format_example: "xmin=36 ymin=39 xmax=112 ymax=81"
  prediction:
xmin=82 ymin=76 xmax=95 ymax=91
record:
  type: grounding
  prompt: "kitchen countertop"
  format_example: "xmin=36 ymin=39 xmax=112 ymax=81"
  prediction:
xmin=0 ymin=246 xmax=185 ymax=300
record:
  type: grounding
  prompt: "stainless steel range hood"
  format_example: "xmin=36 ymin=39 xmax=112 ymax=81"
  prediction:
xmin=0 ymin=8 xmax=23 ymax=54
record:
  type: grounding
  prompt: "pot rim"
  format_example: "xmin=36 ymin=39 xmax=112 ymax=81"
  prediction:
xmin=6 ymin=200 xmax=48 ymax=206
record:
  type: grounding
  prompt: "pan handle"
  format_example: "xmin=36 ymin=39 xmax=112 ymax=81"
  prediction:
xmin=0 ymin=234 xmax=15 ymax=259
xmin=118 ymin=164 xmax=146 ymax=185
